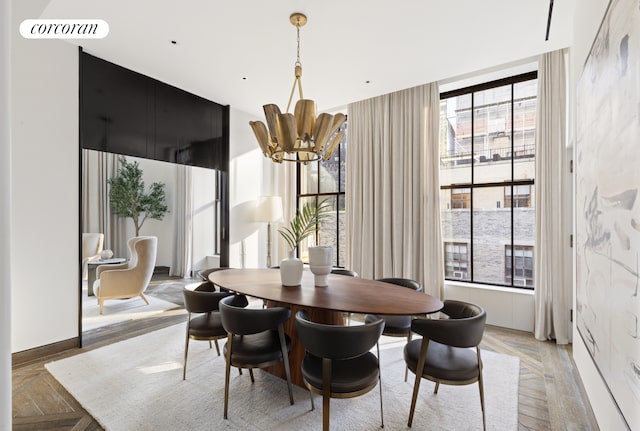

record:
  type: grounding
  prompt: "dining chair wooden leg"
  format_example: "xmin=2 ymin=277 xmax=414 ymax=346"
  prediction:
xmin=377 ymin=343 xmax=384 ymax=428
xmin=279 ymin=325 xmax=295 ymax=405
xmin=404 ymin=331 xmax=412 ymax=382
xmin=249 ymin=368 xmax=255 ymax=383
xmin=408 ymin=339 xmax=429 ymax=428
xmin=183 ymin=329 xmax=190 ymax=380
xmin=433 ymin=381 xmax=440 ymax=394
xmin=308 ymin=389 xmax=315 ymax=410
xmin=214 ymin=339 xmax=220 ymax=356
xmin=322 ymin=358 xmax=332 ymax=431
xmin=223 ymin=333 xmax=233 ymax=419
xmin=477 ymin=348 xmax=486 ymax=431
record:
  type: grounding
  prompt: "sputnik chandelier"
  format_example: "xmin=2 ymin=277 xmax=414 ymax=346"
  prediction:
xmin=249 ymin=13 xmax=346 ymax=164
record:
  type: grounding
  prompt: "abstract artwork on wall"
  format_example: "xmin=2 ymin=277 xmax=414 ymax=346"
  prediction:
xmin=575 ymin=0 xmax=640 ymax=429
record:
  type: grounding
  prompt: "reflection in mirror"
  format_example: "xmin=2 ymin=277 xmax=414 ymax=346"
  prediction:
xmin=81 ymin=149 xmax=222 ymax=335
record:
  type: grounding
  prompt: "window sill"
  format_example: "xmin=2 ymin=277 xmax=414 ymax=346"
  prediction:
xmin=444 ymin=280 xmax=534 ymax=296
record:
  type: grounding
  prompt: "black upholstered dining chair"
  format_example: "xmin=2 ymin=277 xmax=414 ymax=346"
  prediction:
xmin=196 ymin=267 xmax=233 ymax=292
xmin=330 ymin=268 xmax=358 ymax=277
xmin=364 ymin=277 xmax=423 ymax=381
xmin=404 ymin=300 xmax=487 ymax=429
xmin=181 ymin=285 xmax=231 ymax=380
xmin=219 ymin=294 xmax=294 ymax=419
xmin=295 ymin=310 xmax=385 ymax=431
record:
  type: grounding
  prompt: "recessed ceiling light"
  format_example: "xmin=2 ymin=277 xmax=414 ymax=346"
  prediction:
xmin=170 ymin=40 xmax=177 ymax=45
xmin=242 ymin=77 xmax=247 ymax=80
xmin=365 ymin=80 xmax=371 ymax=84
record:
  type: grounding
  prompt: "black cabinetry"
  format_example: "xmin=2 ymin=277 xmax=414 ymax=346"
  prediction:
xmin=80 ymin=51 xmax=228 ymax=171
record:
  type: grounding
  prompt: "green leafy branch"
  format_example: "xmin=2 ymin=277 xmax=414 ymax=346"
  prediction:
xmin=279 ymin=199 xmax=331 ymax=253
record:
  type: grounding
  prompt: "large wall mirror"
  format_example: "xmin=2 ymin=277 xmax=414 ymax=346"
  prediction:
xmin=79 ymin=49 xmax=229 ymax=342
xmin=80 ymin=150 xmax=226 ymax=338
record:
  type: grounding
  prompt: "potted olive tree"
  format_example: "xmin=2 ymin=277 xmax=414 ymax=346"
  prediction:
xmin=108 ymin=157 xmax=168 ymax=236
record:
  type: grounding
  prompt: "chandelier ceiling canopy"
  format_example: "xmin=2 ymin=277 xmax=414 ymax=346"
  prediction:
xmin=249 ymin=13 xmax=346 ymax=164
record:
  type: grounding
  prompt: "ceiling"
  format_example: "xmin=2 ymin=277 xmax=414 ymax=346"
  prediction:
xmin=41 ymin=0 xmax=575 ymax=118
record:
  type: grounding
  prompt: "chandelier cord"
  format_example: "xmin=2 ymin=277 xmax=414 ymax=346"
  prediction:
xmin=296 ymin=22 xmax=301 ymax=67
xmin=286 ymin=19 xmax=304 ymax=112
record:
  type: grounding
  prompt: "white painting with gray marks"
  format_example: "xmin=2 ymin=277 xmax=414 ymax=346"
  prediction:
xmin=576 ymin=0 xmax=640 ymax=429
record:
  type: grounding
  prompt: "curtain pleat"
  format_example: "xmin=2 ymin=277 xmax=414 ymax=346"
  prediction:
xmin=82 ymin=150 xmax=127 ymax=258
xmin=347 ymin=83 xmax=444 ymax=299
xmin=82 ymin=152 xmax=90 ymax=233
xmin=170 ymin=165 xmax=193 ymax=277
xmin=534 ymin=49 xmax=570 ymax=344
xmin=105 ymin=154 xmax=127 ymax=258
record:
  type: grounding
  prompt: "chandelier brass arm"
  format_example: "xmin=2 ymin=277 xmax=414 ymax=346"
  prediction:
xmin=249 ymin=13 xmax=346 ymax=164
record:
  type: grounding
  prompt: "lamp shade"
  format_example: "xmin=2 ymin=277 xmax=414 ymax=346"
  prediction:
xmin=255 ymin=196 xmax=283 ymax=222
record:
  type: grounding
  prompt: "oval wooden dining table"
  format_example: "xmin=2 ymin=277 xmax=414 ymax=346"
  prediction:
xmin=209 ymin=268 xmax=444 ymax=386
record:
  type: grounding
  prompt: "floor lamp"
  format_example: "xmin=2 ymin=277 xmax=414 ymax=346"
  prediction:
xmin=255 ymin=196 xmax=283 ymax=268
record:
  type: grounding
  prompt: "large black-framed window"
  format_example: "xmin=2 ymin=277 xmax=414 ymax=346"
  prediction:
xmin=439 ymin=72 xmax=537 ymax=289
xmin=296 ymin=121 xmax=347 ymax=267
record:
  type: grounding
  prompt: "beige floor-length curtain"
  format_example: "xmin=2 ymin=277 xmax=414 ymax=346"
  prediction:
xmin=346 ymin=82 xmax=444 ymax=299
xmin=170 ymin=164 xmax=193 ymax=277
xmin=82 ymin=149 xmax=127 ymax=258
xmin=534 ymin=49 xmax=570 ymax=344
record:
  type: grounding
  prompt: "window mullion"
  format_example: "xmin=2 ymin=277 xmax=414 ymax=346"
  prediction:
xmin=470 ymin=92 xmax=475 ymax=282
xmin=510 ymin=83 xmax=515 ymax=287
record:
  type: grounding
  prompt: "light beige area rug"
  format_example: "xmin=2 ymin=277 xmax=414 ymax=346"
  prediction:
xmin=82 ymin=286 xmax=180 ymax=331
xmin=47 ymin=323 xmax=519 ymax=430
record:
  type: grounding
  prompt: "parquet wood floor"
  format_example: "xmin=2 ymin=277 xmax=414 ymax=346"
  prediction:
xmin=11 ymin=277 xmax=599 ymax=430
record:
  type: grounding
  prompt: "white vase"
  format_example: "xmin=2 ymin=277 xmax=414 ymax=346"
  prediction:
xmin=280 ymin=251 xmax=303 ymax=286
xmin=309 ymin=265 xmax=331 ymax=287
xmin=308 ymin=246 xmax=333 ymax=266
xmin=308 ymin=246 xmax=333 ymax=287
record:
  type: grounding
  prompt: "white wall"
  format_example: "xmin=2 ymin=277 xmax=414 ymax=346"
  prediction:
xmin=1 ymin=0 xmax=12 ymax=426
xmin=445 ymin=282 xmax=534 ymax=331
xmin=570 ymin=1 xmax=629 ymax=430
xmin=11 ymin=0 xmax=79 ymax=353
xmin=228 ymin=107 xmax=283 ymax=269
